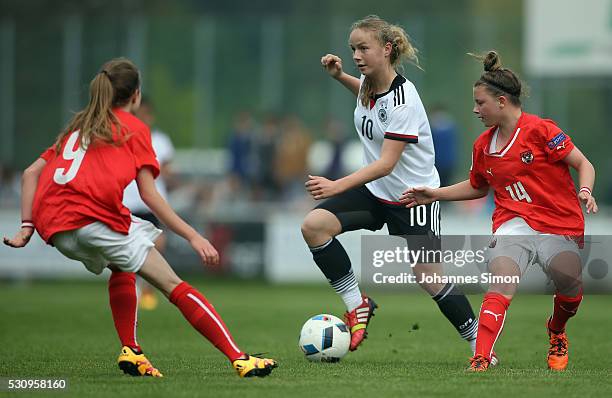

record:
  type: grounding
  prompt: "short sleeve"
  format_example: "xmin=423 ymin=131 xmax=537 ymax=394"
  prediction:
xmin=129 ymin=127 xmax=160 ymax=178
xmin=40 ymin=145 xmax=56 ymax=161
xmin=541 ymin=120 xmax=574 ymax=163
xmin=383 ymin=104 xmax=419 ymax=143
xmin=469 ymin=143 xmax=488 ymax=189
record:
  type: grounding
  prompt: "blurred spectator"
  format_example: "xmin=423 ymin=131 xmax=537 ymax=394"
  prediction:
xmin=275 ymin=115 xmax=312 ymax=202
xmin=253 ymin=113 xmax=281 ymax=200
xmin=227 ymin=111 xmax=256 ymax=189
xmin=124 ymin=97 xmax=175 ymax=217
xmin=429 ymin=104 xmax=459 ymax=186
xmin=207 ymin=173 xmax=253 ymax=213
xmin=321 ymin=118 xmax=347 ymax=180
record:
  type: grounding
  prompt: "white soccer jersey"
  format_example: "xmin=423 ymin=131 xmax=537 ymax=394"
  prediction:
xmin=354 ymin=74 xmax=440 ymax=203
xmin=123 ymin=129 xmax=175 ymax=213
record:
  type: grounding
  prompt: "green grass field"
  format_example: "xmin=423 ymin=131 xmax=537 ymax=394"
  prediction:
xmin=1 ymin=279 xmax=610 ymax=397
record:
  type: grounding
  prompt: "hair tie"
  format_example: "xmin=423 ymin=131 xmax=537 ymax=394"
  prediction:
xmin=99 ymin=70 xmax=109 ymax=77
xmin=483 ymin=76 xmax=520 ymax=97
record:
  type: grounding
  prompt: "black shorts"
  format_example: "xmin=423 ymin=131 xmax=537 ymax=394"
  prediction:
xmin=315 ymin=185 xmax=440 ymax=249
xmin=132 ymin=211 xmax=162 ymax=229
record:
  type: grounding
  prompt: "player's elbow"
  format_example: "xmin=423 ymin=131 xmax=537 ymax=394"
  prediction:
xmin=378 ymin=161 xmax=395 ymax=177
xmin=139 ymin=188 xmax=158 ymax=209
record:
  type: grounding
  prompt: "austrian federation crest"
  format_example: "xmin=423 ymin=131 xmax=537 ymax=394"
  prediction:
xmin=520 ymin=150 xmax=534 ymax=164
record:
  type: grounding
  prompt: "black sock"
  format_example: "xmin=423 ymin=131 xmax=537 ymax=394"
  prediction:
xmin=310 ymin=238 xmax=356 ymax=293
xmin=432 ymin=283 xmax=478 ymax=341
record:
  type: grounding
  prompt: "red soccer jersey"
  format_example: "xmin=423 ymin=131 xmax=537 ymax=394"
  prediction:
xmin=32 ymin=109 xmax=160 ymax=243
xmin=469 ymin=112 xmax=584 ymax=235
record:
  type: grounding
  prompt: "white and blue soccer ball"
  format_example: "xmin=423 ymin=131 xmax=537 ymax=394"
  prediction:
xmin=299 ymin=314 xmax=350 ymax=362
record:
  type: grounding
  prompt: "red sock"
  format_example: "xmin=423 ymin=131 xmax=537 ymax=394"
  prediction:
xmin=108 ymin=271 xmax=140 ymax=351
xmin=475 ymin=292 xmax=511 ymax=361
xmin=549 ymin=291 xmax=582 ymax=333
xmin=169 ymin=282 xmax=244 ymax=362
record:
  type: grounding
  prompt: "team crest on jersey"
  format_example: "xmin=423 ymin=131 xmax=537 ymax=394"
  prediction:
xmin=378 ymin=108 xmax=388 ymax=123
xmin=520 ymin=150 xmax=534 ymax=164
xmin=378 ymin=98 xmax=389 ymax=123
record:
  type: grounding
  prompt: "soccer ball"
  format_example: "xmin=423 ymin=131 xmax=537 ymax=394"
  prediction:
xmin=298 ymin=314 xmax=350 ymax=362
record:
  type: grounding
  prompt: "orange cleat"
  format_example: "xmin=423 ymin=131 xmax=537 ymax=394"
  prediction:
xmin=468 ymin=354 xmax=490 ymax=372
xmin=546 ymin=318 xmax=569 ymax=371
xmin=344 ymin=295 xmax=378 ymax=351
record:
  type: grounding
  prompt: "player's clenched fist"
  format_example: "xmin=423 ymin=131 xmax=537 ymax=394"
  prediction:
xmin=320 ymin=54 xmax=343 ymax=78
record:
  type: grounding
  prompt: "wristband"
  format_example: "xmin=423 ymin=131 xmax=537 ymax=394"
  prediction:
xmin=21 ymin=222 xmax=35 ymax=229
xmin=579 ymin=187 xmax=592 ymax=196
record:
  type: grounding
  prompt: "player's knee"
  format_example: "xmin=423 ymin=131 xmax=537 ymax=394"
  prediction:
xmin=301 ymin=214 xmax=329 ymax=243
xmin=300 ymin=218 xmax=315 ymax=241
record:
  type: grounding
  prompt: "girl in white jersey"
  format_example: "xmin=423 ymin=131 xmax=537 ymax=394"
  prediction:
xmin=301 ymin=15 xmax=487 ymax=359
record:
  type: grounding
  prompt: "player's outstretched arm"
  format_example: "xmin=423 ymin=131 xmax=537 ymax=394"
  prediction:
xmin=136 ymin=167 xmax=219 ymax=265
xmin=321 ymin=53 xmax=360 ymax=96
xmin=563 ymin=147 xmax=598 ymax=214
xmin=399 ymin=180 xmax=489 ymax=208
xmin=306 ymin=139 xmax=404 ymax=200
xmin=3 ymin=158 xmax=46 ymax=248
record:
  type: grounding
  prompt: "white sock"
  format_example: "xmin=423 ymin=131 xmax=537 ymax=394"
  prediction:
xmin=330 ymin=270 xmax=363 ymax=312
xmin=341 ymin=285 xmax=363 ymax=312
xmin=469 ymin=337 xmax=476 ymax=353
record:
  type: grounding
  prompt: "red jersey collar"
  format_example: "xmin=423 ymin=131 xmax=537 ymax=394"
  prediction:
xmin=485 ymin=112 xmax=529 ymax=156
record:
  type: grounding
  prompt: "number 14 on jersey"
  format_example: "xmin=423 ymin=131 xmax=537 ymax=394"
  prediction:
xmin=505 ymin=181 xmax=532 ymax=203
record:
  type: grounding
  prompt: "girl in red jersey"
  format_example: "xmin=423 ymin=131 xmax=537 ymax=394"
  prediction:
xmin=400 ymin=51 xmax=597 ymax=372
xmin=3 ymin=58 xmax=277 ymax=378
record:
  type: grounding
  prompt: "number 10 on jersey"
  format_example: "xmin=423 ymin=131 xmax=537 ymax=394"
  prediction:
xmin=505 ymin=181 xmax=532 ymax=203
xmin=360 ymin=116 xmax=373 ymax=140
